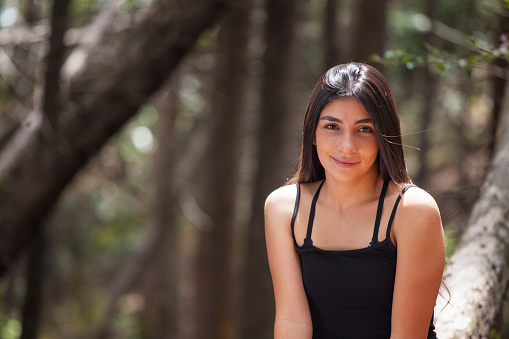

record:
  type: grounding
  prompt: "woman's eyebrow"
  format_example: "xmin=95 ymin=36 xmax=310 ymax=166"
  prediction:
xmin=355 ymin=118 xmax=373 ymax=124
xmin=319 ymin=115 xmax=342 ymax=122
xmin=319 ymin=116 xmax=372 ymax=124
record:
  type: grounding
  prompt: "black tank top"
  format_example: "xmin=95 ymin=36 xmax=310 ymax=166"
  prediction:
xmin=291 ymin=180 xmax=437 ymax=339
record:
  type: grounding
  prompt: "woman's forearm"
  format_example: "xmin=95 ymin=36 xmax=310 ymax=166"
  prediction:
xmin=274 ymin=318 xmax=313 ymax=339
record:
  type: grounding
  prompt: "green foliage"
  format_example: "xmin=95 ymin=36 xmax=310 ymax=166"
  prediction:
xmin=372 ymin=34 xmax=508 ymax=77
xmin=380 ymin=0 xmax=506 ymax=76
xmin=0 ymin=314 xmax=21 ymax=339
xmin=489 ymin=328 xmax=502 ymax=339
xmin=197 ymin=26 xmax=219 ymax=47
xmin=444 ymin=227 xmax=457 ymax=259
xmin=111 ymin=302 xmax=143 ymax=339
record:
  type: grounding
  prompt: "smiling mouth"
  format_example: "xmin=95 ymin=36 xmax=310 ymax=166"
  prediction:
xmin=332 ymin=157 xmax=360 ymax=168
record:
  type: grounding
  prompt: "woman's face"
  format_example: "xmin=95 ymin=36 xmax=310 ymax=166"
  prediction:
xmin=315 ymin=98 xmax=379 ymax=183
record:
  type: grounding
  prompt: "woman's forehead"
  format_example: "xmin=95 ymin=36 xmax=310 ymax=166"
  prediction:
xmin=319 ymin=98 xmax=370 ymax=120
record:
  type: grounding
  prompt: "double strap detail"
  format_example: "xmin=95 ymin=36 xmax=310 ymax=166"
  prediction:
xmin=370 ymin=179 xmax=390 ymax=246
xmin=304 ymin=180 xmax=325 ymax=247
xmin=301 ymin=179 xmax=415 ymax=248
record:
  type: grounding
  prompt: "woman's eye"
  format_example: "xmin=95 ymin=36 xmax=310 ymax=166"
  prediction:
xmin=359 ymin=126 xmax=373 ymax=133
xmin=325 ymin=124 xmax=339 ymax=130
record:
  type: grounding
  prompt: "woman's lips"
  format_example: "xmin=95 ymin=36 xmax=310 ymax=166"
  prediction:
xmin=332 ymin=156 xmax=360 ymax=168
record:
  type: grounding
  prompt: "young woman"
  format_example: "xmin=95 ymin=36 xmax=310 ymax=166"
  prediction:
xmin=265 ymin=63 xmax=445 ymax=338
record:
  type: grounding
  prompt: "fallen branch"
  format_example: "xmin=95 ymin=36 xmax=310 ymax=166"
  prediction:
xmin=435 ymin=130 xmax=509 ymax=337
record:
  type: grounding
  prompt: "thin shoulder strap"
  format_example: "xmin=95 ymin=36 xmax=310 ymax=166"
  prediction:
xmin=290 ymin=183 xmax=301 ymax=235
xmin=370 ymin=179 xmax=390 ymax=246
xmin=305 ymin=180 xmax=325 ymax=246
xmin=386 ymin=183 xmax=416 ymax=238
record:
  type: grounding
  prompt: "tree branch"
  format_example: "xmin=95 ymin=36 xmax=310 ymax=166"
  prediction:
xmin=62 ymin=0 xmax=124 ymax=82
xmin=0 ymin=0 xmax=226 ymax=278
xmin=435 ymin=121 xmax=509 ymax=337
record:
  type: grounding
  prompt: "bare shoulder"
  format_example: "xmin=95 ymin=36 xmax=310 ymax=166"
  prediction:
xmin=398 ymin=186 xmax=440 ymax=217
xmin=392 ymin=185 xmax=443 ymax=244
xmin=265 ymin=184 xmax=299 ymax=220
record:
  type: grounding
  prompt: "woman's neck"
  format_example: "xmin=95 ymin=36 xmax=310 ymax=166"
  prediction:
xmin=321 ymin=171 xmax=383 ymax=211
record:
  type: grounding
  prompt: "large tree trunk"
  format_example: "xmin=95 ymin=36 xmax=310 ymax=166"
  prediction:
xmin=347 ymin=0 xmax=389 ymax=65
xmin=0 ymin=0 xmax=225 ymax=279
xmin=324 ymin=0 xmax=340 ymax=69
xmin=435 ymin=120 xmax=509 ymax=337
xmin=239 ymin=0 xmax=300 ymax=337
xmin=193 ymin=2 xmax=252 ymax=338
xmin=139 ymin=85 xmax=179 ymax=339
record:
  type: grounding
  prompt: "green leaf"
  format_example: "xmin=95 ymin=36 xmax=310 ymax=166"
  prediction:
xmin=468 ymin=54 xmax=479 ymax=63
xmin=466 ymin=37 xmax=477 ymax=46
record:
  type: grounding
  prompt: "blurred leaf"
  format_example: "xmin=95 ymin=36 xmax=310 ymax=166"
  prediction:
xmin=444 ymin=227 xmax=457 ymax=259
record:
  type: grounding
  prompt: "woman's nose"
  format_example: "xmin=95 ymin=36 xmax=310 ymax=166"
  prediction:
xmin=337 ymin=134 xmax=356 ymax=153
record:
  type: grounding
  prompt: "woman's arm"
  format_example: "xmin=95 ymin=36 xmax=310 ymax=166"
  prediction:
xmin=265 ymin=185 xmax=313 ymax=339
xmin=390 ymin=188 xmax=446 ymax=339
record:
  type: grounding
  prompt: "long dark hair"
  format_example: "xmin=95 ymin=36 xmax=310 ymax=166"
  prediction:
xmin=289 ymin=62 xmax=411 ymax=185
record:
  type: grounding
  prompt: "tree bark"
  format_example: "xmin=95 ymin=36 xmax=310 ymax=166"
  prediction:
xmin=347 ymin=0 xmax=389 ymax=65
xmin=239 ymin=0 xmax=300 ymax=337
xmin=0 ymin=0 xmax=225 ymax=279
xmin=194 ymin=1 xmax=252 ymax=339
xmin=435 ymin=124 xmax=509 ymax=338
xmin=19 ymin=232 xmax=46 ymax=339
xmin=42 ymin=0 xmax=71 ymax=130
xmin=324 ymin=0 xmax=340 ymax=69
xmin=62 ymin=0 xmax=123 ymax=82
xmin=139 ymin=84 xmax=179 ymax=339
xmin=19 ymin=0 xmax=70 ymax=336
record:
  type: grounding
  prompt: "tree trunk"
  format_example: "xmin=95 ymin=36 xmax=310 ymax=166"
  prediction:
xmin=19 ymin=232 xmax=46 ymax=339
xmin=324 ymin=0 xmax=340 ymax=69
xmin=414 ymin=0 xmax=436 ymax=187
xmin=42 ymin=0 xmax=71 ymax=130
xmin=435 ymin=122 xmax=509 ymax=338
xmin=19 ymin=0 xmax=70 ymax=336
xmin=0 ymin=0 xmax=225 ymax=279
xmin=347 ymin=0 xmax=389 ymax=65
xmin=139 ymin=83 xmax=179 ymax=339
xmin=194 ymin=2 xmax=252 ymax=339
xmin=239 ymin=0 xmax=300 ymax=337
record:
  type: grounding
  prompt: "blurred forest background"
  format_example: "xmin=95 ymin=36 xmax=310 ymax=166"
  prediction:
xmin=0 ymin=0 xmax=508 ymax=338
